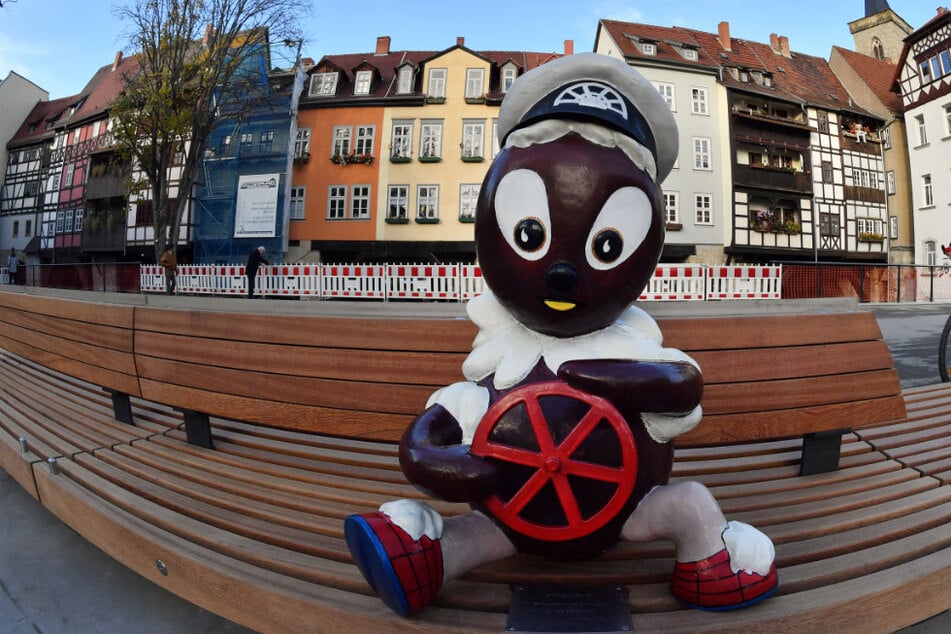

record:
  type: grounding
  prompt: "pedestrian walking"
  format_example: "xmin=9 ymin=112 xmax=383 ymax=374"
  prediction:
xmin=7 ymin=248 xmax=18 ymax=285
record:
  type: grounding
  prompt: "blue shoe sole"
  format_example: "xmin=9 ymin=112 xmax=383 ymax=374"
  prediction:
xmin=344 ymin=514 xmax=411 ymax=617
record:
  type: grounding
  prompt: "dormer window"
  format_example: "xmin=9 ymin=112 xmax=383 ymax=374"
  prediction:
xmin=502 ymin=64 xmax=518 ymax=92
xmin=763 ymin=74 xmax=774 ymax=88
xmin=641 ymin=42 xmax=656 ymax=56
xmin=354 ymin=70 xmax=372 ymax=96
xmin=683 ymin=48 xmax=698 ymax=61
xmin=739 ymin=69 xmax=750 ymax=83
xmin=397 ymin=65 xmax=414 ymax=94
xmin=309 ymin=72 xmax=339 ymax=97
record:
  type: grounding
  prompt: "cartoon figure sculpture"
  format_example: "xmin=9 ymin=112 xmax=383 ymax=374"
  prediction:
xmin=345 ymin=52 xmax=778 ymax=616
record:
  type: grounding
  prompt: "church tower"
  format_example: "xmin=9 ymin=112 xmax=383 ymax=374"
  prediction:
xmin=848 ymin=1 xmax=913 ymax=62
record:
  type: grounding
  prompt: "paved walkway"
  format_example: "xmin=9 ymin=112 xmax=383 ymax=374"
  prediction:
xmin=0 ymin=291 xmax=949 ymax=632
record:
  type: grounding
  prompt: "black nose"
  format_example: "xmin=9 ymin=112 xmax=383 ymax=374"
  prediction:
xmin=546 ymin=262 xmax=578 ymax=294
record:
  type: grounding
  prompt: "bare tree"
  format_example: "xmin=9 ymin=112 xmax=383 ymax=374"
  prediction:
xmin=111 ymin=0 xmax=309 ymax=264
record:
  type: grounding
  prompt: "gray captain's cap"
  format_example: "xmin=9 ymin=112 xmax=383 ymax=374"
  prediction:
xmin=497 ymin=52 xmax=679 ymax=183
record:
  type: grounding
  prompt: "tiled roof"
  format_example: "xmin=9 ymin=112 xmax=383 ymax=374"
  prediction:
xmin=7 ymin=95 xmax=78 ymax=148
xmin=70 ymin=54 xmax=141 ymax=124
xmin=832 ymin=46 xmax=903 ymax=115
xmin=599 ymin=19 xmax=877 ymax=118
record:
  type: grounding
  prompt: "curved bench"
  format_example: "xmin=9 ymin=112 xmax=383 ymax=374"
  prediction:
xmin=0 ymin=287 xmax=949 ymax=632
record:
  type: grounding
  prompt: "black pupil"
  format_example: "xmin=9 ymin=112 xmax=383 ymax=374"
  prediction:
xmin=515 ymin=219 xmax=545 ymax=252
xmin=593 ymin=229 xmax=623 ymax=262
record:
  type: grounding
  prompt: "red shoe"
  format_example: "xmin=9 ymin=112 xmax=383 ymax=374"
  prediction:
xmin=671 ymin=548 xmax=778 ymax=611
xmin=345 ymin=512 xmax=444 ymax=616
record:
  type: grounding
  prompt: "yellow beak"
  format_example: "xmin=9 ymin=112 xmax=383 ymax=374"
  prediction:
xmin=544 ymin=300 xmax=577 ymax=312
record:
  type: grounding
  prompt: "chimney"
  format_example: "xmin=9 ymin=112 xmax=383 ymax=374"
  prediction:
xmin=202 ymin=24 xmax=213 ymax=46
xmin=457 ymin=36 xmax=465 ymax=47
xmin=564 ymin=39 xmax=574 ymax=56
xmin=375 ymin=36 xmax=391 ymax=55
xmin=718 ymin=21 xmax=732 ymax=52
xmin=779 ymin=35 xmax=791 ymax=58
xmin=770 ymin=33 xmax=780 ymax=53
xmin=112 ymin=51 xmax=123 ymax=72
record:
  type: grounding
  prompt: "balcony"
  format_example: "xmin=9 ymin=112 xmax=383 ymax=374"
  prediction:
xmin=734 ymin=164 xmax=812 ymax=194
xmin=85 ymin=171 xmax=128 ymax=200
xmin=844 ymin=185 xmax=886 ymax=205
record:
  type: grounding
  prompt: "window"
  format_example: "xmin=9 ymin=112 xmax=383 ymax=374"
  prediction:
xmin=25 ymin=220 xmax=32 ymax=237
xmin=889 ymin=216 xmax=898 ymax=240
xmin=945 ymin=104 xmax=951 ymax=136
xmin=172 ymin=142 xmax=185 ymax=165
xmin=259 ymin=130 xmax=274 ymax=153
xmin=691 ymin=87 xmax=708 ymax=115
xmin=64 ymin=210 xmax=74 ymax=233
xmin=397 ymin=66 xmax=414 ymax=94
xmin=882 ymin=125 xmax=891 ymax=149
xmin=920 ymin=60 xmax=932 ymax=83
xmin=355 ymin=126 xmax=375 ymax=156
xmin=886 ymin=170 xmax=896 ymax=195
xmin=695 ymin=194 xmax=713 ymax=225
xmin=354 ymin=70 xmax=372 ymax=95
xmin=328 ymin=185 xmax=347 ymax=219
xmin=502 ymin=65 xmax=517 ymax=92
xmin=820 ymin=212 xmax=840 ymax=237
xmin=351 ymin=185 xmax=370 ymax=219
xmin=55 ymin=211 xmax=65 ymax=233
xmin=663 ymin=192 xmax=679 ymax=224
xmin=390 ymin=121 xmax=414 ymax=159
xmin=462 ymin=121 xmax=485 ymax=159
xmin=652 ymin=81 xmax=675 ymax=111
xmin=25 ymin=181 xmax=39 ymax=196
xmin=420 ymin=121 xmax=443 ymax=159
xmin=926 ymin=240 xmax=937 ymax=266
xmin=491 ymin=118 xmax=500 ymax=158
xmin=240 ymin=132 xmax=253 ymax=151
xmin=943 ymin=50 xmax=951 ymax=75
xmin=387 ymin=185 xmax=409 ymax=221
xmin=641 ymin=42 xmax=656 ymax=56
xmin=821 ymin=161 xmax=833 ymax=183
xmin=692 ymin=137 xmax=711 ymax=170
xmin=923 ymin=174 xmax=934 ymax=207
xmin=12 ymin=221 xmax=18 ymax=238
xmin=295 ymin=128 xmax=311 ymax=158
xmin=465 ymin=68 xmax=485 ymax=100
xmin=290 ymin=186 xmax=305 ymax=220
xmin=309 ymin=72 xmax=338 ymax=97
xmin=64 ymin=163 xmax=75 ymax=187
xmin=417 ymin=185 xmax=439 ymax=221
xmin=332 ymin=126 xmax=352 ymax=157
xmin=916 ymin=114 xmax=928 ymax=146
xmin=74 ymin=209 xmax=83 ymax=232
xmin=817 ymin=111 xmax=829 ymax=134
xmin=683 ymin=48 xmax=698 ymax=61
xmin=459 ymin=184 xmax=480 ymax=221
xmin=427 ymin=68 xmax=446 ymax=99
xmin=872 ymin=38 xmax=885 ymax=60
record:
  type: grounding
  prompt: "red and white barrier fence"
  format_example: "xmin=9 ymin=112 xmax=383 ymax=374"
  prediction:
xmin=141 ymin=263 xmax=781 ymax=301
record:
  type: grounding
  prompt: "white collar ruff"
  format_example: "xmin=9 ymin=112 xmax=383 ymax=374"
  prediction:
xmin=462 ymin=291 xmax=697 ymax=391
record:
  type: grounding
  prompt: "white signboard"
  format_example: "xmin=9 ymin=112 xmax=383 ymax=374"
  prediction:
xmin=234 ymin=174 xmax=280 ymax=238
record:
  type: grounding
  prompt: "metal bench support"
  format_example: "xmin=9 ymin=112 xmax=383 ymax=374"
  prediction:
xmin=181 ymin=409 xmax=215 ymax=449
xmin=105 ymin=389 xmax=135 ymax=426
xmin=800 ymin=428 xmax=848 ymax=476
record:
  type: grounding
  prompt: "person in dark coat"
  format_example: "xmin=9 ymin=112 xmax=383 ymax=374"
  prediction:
xmin=246 ymin=246 xmax=269 ymax=298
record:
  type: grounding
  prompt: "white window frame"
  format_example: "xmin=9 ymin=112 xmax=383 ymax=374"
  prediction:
xmin=491 ymin=118 xmax=500 ymax=158
xmin=691 ymin=87 xmax=709 ymax=115
xmin=683 ymin=48 xmax=698 ymax=61
xmin=387 ymin=185 xmax=409 ymax=221
xmin=886 ymin=170 xmax=896 ymax=195
xmin=417 ymin=185 xmax=439 ymax=221
xmin=502 ymin=64 xmax=517 ymax=92
xmin=663 ymin=191 xmax=679 ymax=224
xmin=944 ymin=103 xmax=951 ymax=137
xmin=695 ymin=193 xmax=713 ymax=225
xmin=290 ymin=186 xmax=306 ymax=220
xmin=390 ymin=121 xmax=414 ymax=159
xmin=926 ymin=240 xmax=937 ymax=266
xmin=63 ymin=163 xmax=75 ymax=188
xmin=294 ymin=128 xmax=311 ymax=158
xmin=354 ymin=70 xmax=372 ymax=96
xmin=916 ymin=114 xmax=928 ymax=146
xmin=332 ymin=126 xmax=352 ymax=157
xmin=889 ymin=216 xmax=899 ymax=240
xmin=309 ymin=72 xmax=339 ymax=97
xmin=351 ymin=185 xmax=371 ymax=219
xmin=882 ymin=125 xmax=891 ymax=149
xmin=427 ymin=68 xmax=447 ymax=99
xmin=923 ymin=174 xmax=934 ymax=207
xmin=465 ymin=68 xmax=485 ymax=100
xmin=420 ymin=121 xmax=443 ymax=159
xmin=459 ymin=184 xmax=480 ymax=220
xmin=652 ymin=81 xmax=675 ymax=111
xmin=355 ymin=126 xmax=375 ymax=156
xmin=397 ymin=66 xmax=414 ymax=94
xmin=692 ymin=137 xmax=712 ymax=170
xmin=328 ymin=185 xmax=347 ymax=220
xmin=462 ymin=120 xmax=485 ymax=159
xmin=641 ymin=42 xmax=656 ymax=56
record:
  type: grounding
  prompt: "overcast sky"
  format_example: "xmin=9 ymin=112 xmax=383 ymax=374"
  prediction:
xmin=0 ymin=1 xmax=941 ymax=100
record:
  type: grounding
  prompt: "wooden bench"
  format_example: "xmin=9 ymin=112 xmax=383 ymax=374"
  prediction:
xmin=0 ymin=287 xmax=950 ymax=632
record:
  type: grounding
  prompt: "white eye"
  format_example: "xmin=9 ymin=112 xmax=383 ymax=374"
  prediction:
xmin=494 ymin=169 xmax=551 ymax=261
xmin=584 ymin=187 xmax=653 ymax=271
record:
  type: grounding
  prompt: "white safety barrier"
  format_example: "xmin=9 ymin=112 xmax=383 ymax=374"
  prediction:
xmin=142 ymin=263 xmax=782 ymax=301
xmin=706 ymin=265 xmax=782 ymax=300
xmin=639 ymin=264 xmax=706 ymax=301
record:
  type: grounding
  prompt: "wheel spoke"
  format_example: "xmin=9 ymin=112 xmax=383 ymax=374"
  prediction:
xmin=558 ymin=405 xmax=605 ymax=458
xmin=564 ymin=460 xmax=626 ymax=483
xmin=551 ymin=472 xmax=583 ymax=526
xmin=482 ymin=442 xmax=544 ymax=468
xmin=505 ymin=470 xmax=551 ymax=515
xmin=525 ymin=395 xmax=557 ymax=454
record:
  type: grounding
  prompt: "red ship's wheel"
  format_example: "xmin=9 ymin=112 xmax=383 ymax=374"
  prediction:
xmin=470 ymin=381 xmax=637 ymax=542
